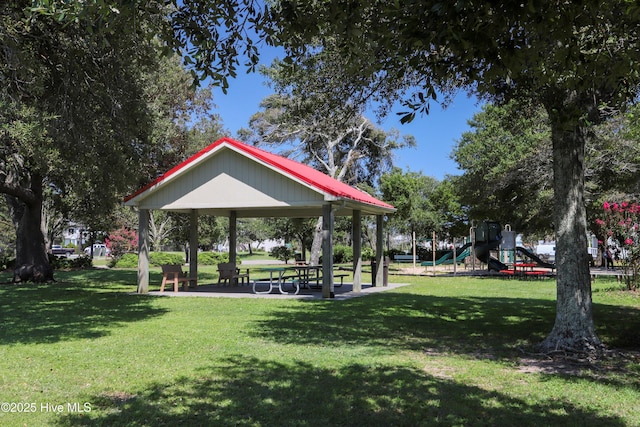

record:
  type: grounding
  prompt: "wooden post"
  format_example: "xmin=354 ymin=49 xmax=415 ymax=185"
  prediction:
xmin=376 ymin=214 xmax=384 ymax=287
xmin=322 ymin=203 xmax=335 ymax=298
xmin=412 ymin=231 xmax=417 ymax=269
xmin=352 ymin=210 xmax=362 ymax=292
xmin=229 ymin=210 xmax=237 ymax=265
xmin=137 ymin=209 xmax=150 ymax=294
xmin=189 ymin=210 xmax=198 ymax=287
xmin=453 ymin=238 xmax=457 ymax=275
xmin=432 ymin=231 xmax=436 ymax=277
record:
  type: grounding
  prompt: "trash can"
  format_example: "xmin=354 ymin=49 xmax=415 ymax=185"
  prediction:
xmin=371 ymin=256 xmax=390 ymax=287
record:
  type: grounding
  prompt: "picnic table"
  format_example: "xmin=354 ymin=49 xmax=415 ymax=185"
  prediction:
xmin=513 ymin=262 xmax=549 ymax=279
xmin=252 ymin=267 xmax=300 ymax=295
xmin=514 ymin=262 xmax=537 ymax=273
xmin=286 ymin=265 xmax=348 ymax=289
xmin=252 ymin=265 xmax=351 ymax=295
xmin=288 ymin=265 xmax=322 ymax=288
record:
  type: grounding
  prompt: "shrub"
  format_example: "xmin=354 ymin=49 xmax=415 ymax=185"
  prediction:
xmin=105 ymin=227 xmax=138 ymax=261
xmin=333 ymin=244 xmax=353 ymax=264
xmin=362 ymin=247 xmax=374 ymax=262
xmin=111 ymin=253 xmax=139 ymax=268
xmin=270 ymin=245 xmax=294 ymax=264
xmin=596 ymin=201 xmax=640 ymax=290
xmin=198 ymin=252 xmax=230 ymax=266
xmin=149 ymin=252 xmax=185 ymax=267
xmin=49 ymin=254 xmax=93 ymax=270
xmin=0 ymin=254 xmax=14 ymax=271
xmin=69 ymin=255 xmax=93 ymax=269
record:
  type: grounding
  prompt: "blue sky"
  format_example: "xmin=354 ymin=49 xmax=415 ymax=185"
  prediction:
xmin=210 ymin=53 xmax=482 ymax=180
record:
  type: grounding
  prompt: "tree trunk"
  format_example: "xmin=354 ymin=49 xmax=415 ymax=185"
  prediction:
xmin=309 ymin=216 xmax=323 ymax=265
xmin=7 ymin=181 xmax=54 ymax=283
xmin=539 ymin=110 xmax=601 ymax=352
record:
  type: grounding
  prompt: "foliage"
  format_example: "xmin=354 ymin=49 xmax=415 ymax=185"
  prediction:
xmin=596 ymin=201 xmax=640 ymax=290
xmin=361 ymin=246 xmax=374 ymax=262
xmin=198 ymin=251 xmax=230 ymax=266
xmin=0 ymin=2 xmax=153 ymax=279
xmin=237 ymin=219 xmax=273 ymax=254
xmin=453 ymin=101 xmax=640 ymax=238
xmin=1 ymin=2 xmax=232 ymax=281
xmin=0 ymin=253 xmax=14 ymax=271
xmin=27 ymin=0 xmax=275 ymax=91
xmin=452 ymin=101 xmax=554 ymax=235
xmin=111 ymin=253 xmax=139 ymax=268
xmin=108 ymin=251 xmax=225 ymax=268
xmin=270 ymin=245 xmax=295 ymax=264
xmin=264 ymin=217 xmax=315 ymax=254
xmin=379 ymin=168 xmax=441 ymax=240
xmin=332 ymin=244 xmax=353 ymax=264
xmin=246 ymin=64 xmax=414 ymax=187
xmin=105 ymin=227 xmax=138 ymax=261
xmin=386 ymin=248 xmax=406 ymax=260
xmin=428 ymin=177 xmax=468 ymax=239
xmin=149 ymin=252 xmax=185 ymax=267
xmin=0 ymin=199 xmax=15 ymax=256
xmin=49 ymin=254 xmax=93 ymax=270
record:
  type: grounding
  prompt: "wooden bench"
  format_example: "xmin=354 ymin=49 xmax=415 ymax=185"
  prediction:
xmin=217 ymin=263 xmax=250 ymax=286
xmin=160 ymin=264 xmax=197 ymax=292
xmin=394 ymin=254 xmax=415 ymax=263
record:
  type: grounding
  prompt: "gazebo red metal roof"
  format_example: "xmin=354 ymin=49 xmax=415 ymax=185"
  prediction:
xmin=124 ymin=137 xmax=395 ymax=213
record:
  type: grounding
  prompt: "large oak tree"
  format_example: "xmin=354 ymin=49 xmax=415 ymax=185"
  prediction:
xmin=266 ymin=1 xmax=640 ymax=352
xmin=2 ymin=1 xmax=242 ymax=281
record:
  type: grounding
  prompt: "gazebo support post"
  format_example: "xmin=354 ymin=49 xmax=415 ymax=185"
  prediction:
xmin=229 ymin=210 xmax=237 ymax=264
xmin=375 ymin=214 xmax=385 ymax=287
xmin=322 ymin=203 xmax=335 ymax=298
xmin=352 ymin=210 xmax=362 ymax=292
xmin=137 ymin=208 xmax=150 ymax=294
xmin=189 ymin=210 xmax=198 ymax=287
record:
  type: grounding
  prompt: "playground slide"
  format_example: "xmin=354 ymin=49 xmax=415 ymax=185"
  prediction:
xmin=515 ymin=246 xmax=555 ymax=269
xmin=474 ymin=241 xmax=509 ymax=271
xmin=421 ymin=243 xmax=473 ymax=267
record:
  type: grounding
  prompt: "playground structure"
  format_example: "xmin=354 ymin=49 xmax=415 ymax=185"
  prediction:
xmin=421 ymin=221 xmax=556 ymax=278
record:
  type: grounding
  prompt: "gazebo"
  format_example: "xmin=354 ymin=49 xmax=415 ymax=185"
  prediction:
xmin=124 ymin=137 xmax=395 ymax=298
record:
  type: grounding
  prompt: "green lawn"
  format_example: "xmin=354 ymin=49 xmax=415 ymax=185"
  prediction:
xmin=0 ymin=268 xmax=638 ymax=426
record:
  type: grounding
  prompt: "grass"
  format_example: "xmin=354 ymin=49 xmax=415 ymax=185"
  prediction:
xmin=0 ymin=268 xmax=638 ymax=426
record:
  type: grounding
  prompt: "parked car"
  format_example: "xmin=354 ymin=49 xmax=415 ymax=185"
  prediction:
xmin=52 ymin=244 xmax=75 ymax=257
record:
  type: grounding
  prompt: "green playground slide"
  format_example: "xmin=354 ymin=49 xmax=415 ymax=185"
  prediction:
xmin=421 ymin=243 xmax=472 ymax=266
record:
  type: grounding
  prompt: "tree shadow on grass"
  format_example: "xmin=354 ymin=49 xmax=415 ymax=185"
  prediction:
xmin=247 ymin=291 xmax=640 ymax=388
xmin=249 ymin=292 xmax=558 ymax=357
xmin=0 ymin=277 xmax=167 ymax=345
xmin=248 ymin=292 xmax=640 ymax=357
xmin=57 ymin=356 xmax=626 ymax=427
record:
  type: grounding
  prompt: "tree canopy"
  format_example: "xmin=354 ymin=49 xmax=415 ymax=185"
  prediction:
xmin=1 ymin=1 xmax=229 ymax=280
xmin=379 ymin=168 xmax=441 ymax=240
xmin=452 ymin=101 xmax=554 ymax=236
xmin=452 ymin=101 xmax=640 ymax=240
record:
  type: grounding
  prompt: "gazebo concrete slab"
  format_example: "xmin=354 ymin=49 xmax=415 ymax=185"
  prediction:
xmin=144 ymin=282 xmax=410 ymax=300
